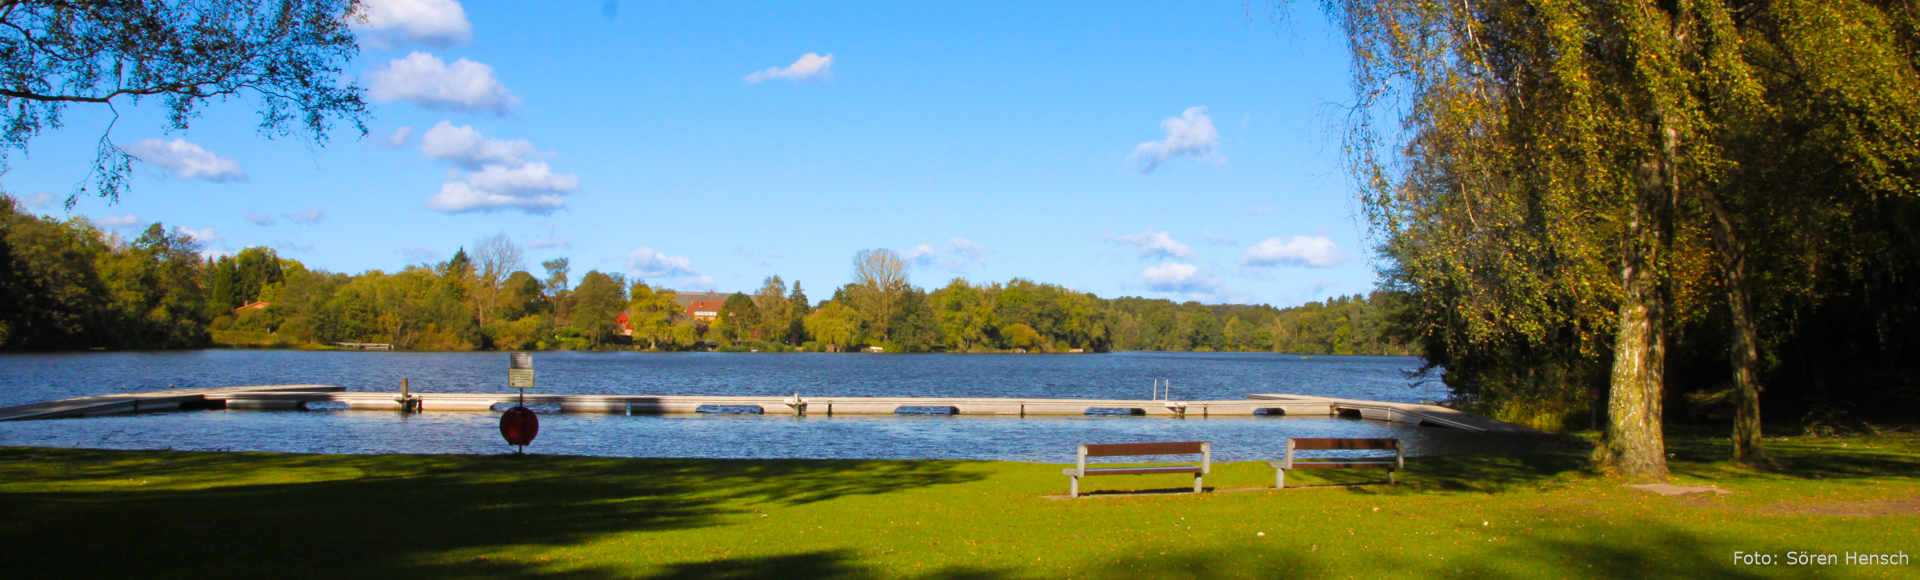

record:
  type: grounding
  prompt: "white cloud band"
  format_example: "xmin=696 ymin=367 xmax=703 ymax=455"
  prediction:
xmin=125 ymin=138 xmax=247 ymax=182
xmin=1241 ymin=235 xmax=1347 ymax=268
xmin=1113 ymin=229 xmax=1193 ymax=260
xmin=628 ymin=247 xmax=701 ymax=279
xmin=353 ymin=0 xmax=473 ymax=49
xmin=1128 ymin=106 xmax=1221 ymax=174
xmin=370 ymin=52 xmax=520 ymax=115
xmin=745 ymin=53 xmax=834 ymax=84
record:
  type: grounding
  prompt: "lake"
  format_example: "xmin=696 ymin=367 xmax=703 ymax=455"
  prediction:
xmin=0 ymin=351 xmax=1542 ymax=461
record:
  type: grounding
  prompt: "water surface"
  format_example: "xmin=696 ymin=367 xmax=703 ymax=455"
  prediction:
xmin=0 ymin=351 xmax=1533 ymax=462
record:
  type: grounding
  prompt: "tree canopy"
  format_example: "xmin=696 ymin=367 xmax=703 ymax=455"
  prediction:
xmin=1323 ymin=0 xmax=1920 ymax=475
xmin=0 ymin=0 xmax=369 ymax=204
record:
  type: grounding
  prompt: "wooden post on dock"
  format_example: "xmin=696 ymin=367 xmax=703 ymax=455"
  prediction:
xmin=398 ymin=378 xmax=420 ymax=414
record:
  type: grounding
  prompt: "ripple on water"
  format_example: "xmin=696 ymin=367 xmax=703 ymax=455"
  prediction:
xmin=0 ymin=351 xmax=1533 ymax=460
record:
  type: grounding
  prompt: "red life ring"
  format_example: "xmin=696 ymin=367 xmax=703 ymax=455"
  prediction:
xmin=500 ymin=406 xmax=539 ymax=446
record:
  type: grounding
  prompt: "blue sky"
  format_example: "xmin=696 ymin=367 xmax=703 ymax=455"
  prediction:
xmin=6 ymin=0 xmax=1374 ymax=306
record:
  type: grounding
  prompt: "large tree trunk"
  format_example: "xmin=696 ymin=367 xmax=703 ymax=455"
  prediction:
xmin=1701 ymin=189 xmax=1768 ymax=465
xmin=1607 ymin=117 xmax=1679 ymax=479
xmin=1606 ymin=194 xmax=1672 ymax=479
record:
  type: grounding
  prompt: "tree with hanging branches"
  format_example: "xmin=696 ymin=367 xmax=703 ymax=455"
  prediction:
xmin=1317 ymin=0 xmax=1920 ymax=477
xmin=0 ymin=0 xmax=369 ymax=205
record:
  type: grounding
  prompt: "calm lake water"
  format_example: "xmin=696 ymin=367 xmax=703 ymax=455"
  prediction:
xmin=0 ymin=351 xmax=1542 ymax=461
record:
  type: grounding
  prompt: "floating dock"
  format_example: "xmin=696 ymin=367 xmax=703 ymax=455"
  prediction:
xmin=0 ymin=385 xmax=1540 ymax=434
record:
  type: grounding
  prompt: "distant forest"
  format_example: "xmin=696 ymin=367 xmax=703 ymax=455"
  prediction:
xmin=0 ymin=199 xmax=1407 ymax=355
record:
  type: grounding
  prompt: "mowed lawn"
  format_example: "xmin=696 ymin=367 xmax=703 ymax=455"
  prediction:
xmin=1 ymin=433 xmax=1915 ymax=579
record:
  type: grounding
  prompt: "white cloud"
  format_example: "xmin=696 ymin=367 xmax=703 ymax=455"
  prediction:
xmin=176 ymin=226 xmax=221 ymax=245
xmin=98 ymin=214 xmax=141 ymax=228
xmin=528 ymin=236 xmax=570 ymax=250
xmin=902 ymin=237 xmax=989 ymax=271
xmin=353 ymin=0 xmax=473 ymax=49
xmin=1241 ymin=235 xmax=1347 ymax=268
xmin=285 ymin=207 xmax=326 ymax=225
xmin=416 ymin=124 xmax=579 ymax=214
xmin=427 ymin=162 xmax=578 ymax=214
xmin=1128 ymin=106 xmax=1221 ymax=174
xmin=380 ymin=126 xmax=415 ymax=148
xmin=22 ymin=191 xmax=55 ymax=209
xmin=1137 ymin=263 xmax=1260 ymax=303
xmin=904 ymin=244 xmax=937 ymax=266
xmin=1200 ymin=230 xmax=1237 ymax=245
xmin=1248 ymin=205 xmax=1279 ymax=215
xmin=245 ymin=213 xmax=277 ymax=226
xmin=676 ymin=275 xmax=718 ymax=291
xmin=948 ymin=237 xmax=986 ymax=260
xmin=420 ymin=121 xmax=539 ymax=169
xmin=369 ymin=52 xmax=519 ymax=115
xmin=274 ymin=241 xmax=315 ymax=253
xmin=627 ymin=247 xmax=700 ymax=279
xmin=400 ymin=246 xmax=439 ymax=263
xmin=125 ymin=138 xmax=247 ymax=182
xmin=1113 ymin=229 xmax=1193 ymax=260
xmin=176 ymin=226 xmax=228 ymax=258
xmin=464 ymin=163 xmax=578 ymax=199
xmin=1141 ymin=263 xmax=1217 ymax=293
xmin=745 ymin=53 xmax=834 ymax=84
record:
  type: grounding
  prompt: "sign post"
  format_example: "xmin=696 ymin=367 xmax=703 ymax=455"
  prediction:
xmin=500 ymin=353 xmax=539 ymax=453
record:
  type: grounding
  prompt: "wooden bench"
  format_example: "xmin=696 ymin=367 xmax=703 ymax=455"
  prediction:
xmin=1269 ymin=438 xmax=1401 ymax=489
xmin=1063 ymin=441 xmax=1210 ymax=498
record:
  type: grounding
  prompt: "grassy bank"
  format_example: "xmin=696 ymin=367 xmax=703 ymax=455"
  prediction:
xmin=2 ymin=432 xmax=1915 ymax=579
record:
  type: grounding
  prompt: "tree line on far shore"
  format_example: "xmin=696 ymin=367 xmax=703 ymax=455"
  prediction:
xmin=0 ymin=201 xmax=1406 ymax=355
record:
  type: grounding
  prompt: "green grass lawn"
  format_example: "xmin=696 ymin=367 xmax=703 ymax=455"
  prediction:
xmin=2 ymin=432 xmax=1915 ymax=579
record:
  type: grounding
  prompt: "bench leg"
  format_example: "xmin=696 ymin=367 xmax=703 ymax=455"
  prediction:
xmin=1194 ymin=474 xmax=1203 ymax=494
xmin=1276 ymin=468 xmax=1286 ymax=489
xmin=1389 ymin=469 xmax=1395 ymax=485
xmin=1070 ymin=476 xmax=1079 ymax=498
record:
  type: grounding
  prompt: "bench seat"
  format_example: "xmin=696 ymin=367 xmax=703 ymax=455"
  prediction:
xmin=1272 ymin=438 xmax=1402 ymax=488
xmin=1065 ymin=442 xmax=1210 ymax=497
xmin=1066 ymin=465 xmax=1204 ymax=477
xmin=1275 ymin=460 xmax=1398 ymax=469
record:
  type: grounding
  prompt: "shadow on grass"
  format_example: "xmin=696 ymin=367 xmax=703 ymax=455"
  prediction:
xmin=644 ymin=550 xmax=1011 ymax=580
xmin=628 ymin=518 xmax=1809 ymax=580
xmin=0 ymin=448 xmax=986 ymax=579
xmin=1064 ymin=520 xmax=1798 ymax=580
xmin=1362 ymin=450 xmax=1598 ymax=494
xmin=1664 ymin=433 xmax=1920 ymax=482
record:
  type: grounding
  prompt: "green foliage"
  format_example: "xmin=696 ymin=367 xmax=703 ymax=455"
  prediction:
xmin=626 ymin=282 xmax=682 ymax=350
xmin=802 ymin=301 xmax=860 ymax=350
xmin=0 ymin=0 xmax=368 ymax=204
xmin=569 ymin=271 xmax=628 ymax=348
xmin=98 ymin=224 xmax=211 ymax=347
xmin=1106 ymin=292 xmax=1408 ymax=355
xmin=0 ymin=199 xmax=207 ymax=349
xmin=713 ymin=292 xmax=760 ymax=343
xmin=0 ymin=234 xmax=1412 ymax=356
xmin=1325 ymin=0 xmax=1920 ymax=438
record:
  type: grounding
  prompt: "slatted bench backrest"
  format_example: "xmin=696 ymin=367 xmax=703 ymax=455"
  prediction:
xmin=1288 ymin=438 xmax=1399 ymax=451
xmin=1082 ymin=441 xmax=1207 ymax=457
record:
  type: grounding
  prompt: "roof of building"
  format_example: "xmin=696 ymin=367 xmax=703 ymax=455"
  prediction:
xmin=686 ymin=300 xmax=726 ymax=313
xmin=671 ymin=291 xmax=731 ymax=308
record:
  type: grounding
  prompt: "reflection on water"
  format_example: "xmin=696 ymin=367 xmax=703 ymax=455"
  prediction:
xmin=0 ymin=350 xmax=1525 ymax=461
xmin=0 ymin=408 xmax=1542 ymax=461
